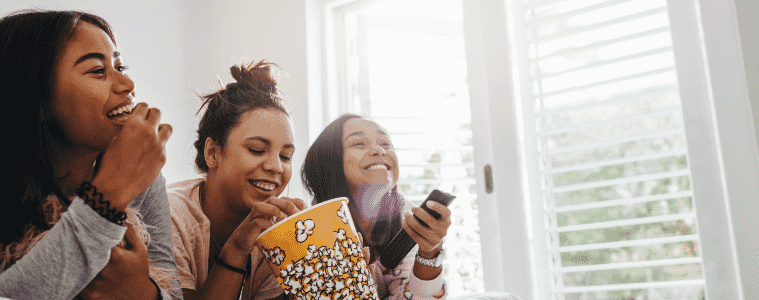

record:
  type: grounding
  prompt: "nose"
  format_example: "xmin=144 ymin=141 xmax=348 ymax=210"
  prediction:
xmin=262 ymin=153 xmax=284 ymax=174
xmin=368 ymin=143 xmax=386 ymax=156
xmin=112 ymin=69 xmax=135 ymax=95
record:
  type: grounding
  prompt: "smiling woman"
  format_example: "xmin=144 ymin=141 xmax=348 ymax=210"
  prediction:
xmin=167 ymin=60 xmax=308 ymax=300
xmin=0 ymin=9 xmax=179 ymax=300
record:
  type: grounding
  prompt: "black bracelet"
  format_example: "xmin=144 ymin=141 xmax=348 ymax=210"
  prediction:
xmin=215 ymin=256 xmax=247 ymax=274
xmin=76 ymin=181 xmax=127 ymax=226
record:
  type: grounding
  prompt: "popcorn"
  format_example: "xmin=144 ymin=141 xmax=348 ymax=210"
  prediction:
xmin=261 ymin=231 xmax=378 ymax=299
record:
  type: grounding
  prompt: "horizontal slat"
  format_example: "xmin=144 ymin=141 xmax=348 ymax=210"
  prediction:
xmin=554 ymin=191 xmax=693 ymax=213
xmin=561 ymin=279 xmax=705 ymax=293
xmin=401 ymin=178 xmax=476 ymax=185
xmin=533 ymin=26 xmax=670 ymax=61
xmin=534 ymin=6 xmax=668 ymax=43
xmin=533 ymin=46 xmax=673 ymax=80
xmin=401 ymin=163 xmax=475 ymax=168
xmin=395 ymin=146 xmax=473 ymax=151
xmin=544 ymin=128 xmax=684 ymax=155
xmin=390 ymin=129 xmax=472 ymax=135
xmin=529 ymin=0 xmax=636 ymax=26
xmin=552 ymin=169 xmax=690 ymax=193
xmin=537 ymin=66 xmax=675 ymax=98
xmin=559 ymin=257 xmax=702 ymax=273
xmin=539 ymin=108 xmax=681 ymax=135
xmin=549 ymin=150 xmax=687 ymax=174
xmin=525 ymin=0 xmax=573 ymax=9
xmin=536 ymin=83 xmax=677 ymax=117
xmin=556 ymin=212 xmax=696 ymax=233
xmin=558 ymin=234 xmax=699 ymax=253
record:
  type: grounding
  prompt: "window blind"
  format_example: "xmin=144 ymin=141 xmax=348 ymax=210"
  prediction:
xmin=518 ymin=0 xmax=705 ymax=299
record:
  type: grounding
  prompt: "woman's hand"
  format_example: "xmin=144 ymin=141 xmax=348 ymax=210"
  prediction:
xmin=401 ymin=201 xmax=452 ymax=256
xmin=77 ymin=222 xmax=159 ymax=300
xmin=220 ymin=197 xmax=307 ymax=264
xmin=91 ymin=103 xmax=172 ymax=211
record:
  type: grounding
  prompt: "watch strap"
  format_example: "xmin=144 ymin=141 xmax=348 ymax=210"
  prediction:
xmin=415 ymin=250 xmax=444 ymax=268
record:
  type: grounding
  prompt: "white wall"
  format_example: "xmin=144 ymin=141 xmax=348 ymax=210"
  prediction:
xmin=735 ymin=0 xmax=759 ymax=148
xmin=1 ymin=0 xmax=312 ymax=199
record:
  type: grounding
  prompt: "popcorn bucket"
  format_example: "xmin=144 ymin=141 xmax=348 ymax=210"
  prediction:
xmin=256 ymin=197 xmax=379 ymax=299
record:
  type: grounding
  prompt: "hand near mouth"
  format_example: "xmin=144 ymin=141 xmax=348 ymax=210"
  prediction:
xmin=91 ymin=102 xmax=173 ymax=212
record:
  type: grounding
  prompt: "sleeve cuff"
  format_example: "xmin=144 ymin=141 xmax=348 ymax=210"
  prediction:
xmin=409 ymin=269 xmax=446 ymax=299
xmin=69 ymin=197 xmax=126 ymax=240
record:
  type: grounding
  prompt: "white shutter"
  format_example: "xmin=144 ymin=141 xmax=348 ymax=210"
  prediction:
xmin=515 ymin=0 xmax=705 ymax=299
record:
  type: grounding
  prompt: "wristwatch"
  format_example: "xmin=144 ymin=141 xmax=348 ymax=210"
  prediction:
xmin=415 ymin=250 xmax=445 ymax=268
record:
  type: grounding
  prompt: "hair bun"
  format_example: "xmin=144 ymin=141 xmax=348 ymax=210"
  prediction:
xmin=229 ymin=60 xmax=278 ymax=95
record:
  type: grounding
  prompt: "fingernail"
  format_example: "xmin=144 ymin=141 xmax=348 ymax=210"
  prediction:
xmin=427 ymin=202 xmax=437 ymax=209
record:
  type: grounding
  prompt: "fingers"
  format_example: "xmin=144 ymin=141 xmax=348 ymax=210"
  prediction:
xmin=402 ymin=211 xmax=445 ymax=252
xmin=130 ymin=102 xmax=149 ymax=119
xmin=145 ymin=107 xmax=161 ymax=125
xmin=265 ymin=197 xmax=305 ymax=216
xmin=122 ymin=221 xmax=140 ymax=250
xmin=411 ymin=206 xmax=451 ymax=230
xmin=158 ymin=123 xmax=173 ymax=145
xmin=425 ymin=201 xmax=451 ymax=221
xmin=248 ymin=201 xmax=288 ymax=222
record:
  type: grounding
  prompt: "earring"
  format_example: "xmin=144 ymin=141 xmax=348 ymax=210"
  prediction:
xmin=210 ymin=162 xmax=214 ymax=165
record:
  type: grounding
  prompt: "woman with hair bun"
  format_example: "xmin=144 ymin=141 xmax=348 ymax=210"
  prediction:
xmin=168 ymin=60 xmax=307 ymax=299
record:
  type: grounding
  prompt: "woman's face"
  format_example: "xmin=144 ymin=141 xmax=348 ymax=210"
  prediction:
xmin=342 ymin=118 xmax=400 ymax=196
xmin=52 ymin=21 xmax=135 ymax=151
xmin=210 ymin=108 xmax=295 ymax=211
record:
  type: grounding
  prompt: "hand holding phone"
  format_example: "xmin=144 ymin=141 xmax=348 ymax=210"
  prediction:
xmin=379 ymin=189 xmax=455 ymax=269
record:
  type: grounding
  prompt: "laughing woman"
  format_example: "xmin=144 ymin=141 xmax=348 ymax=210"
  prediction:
xmin=168 ymin=61 xmax=307 ymax=300
xmin=302 ymin=114 xmax=451 ymax=300
xmin=0 ymin=9 xmax=180 ymax=300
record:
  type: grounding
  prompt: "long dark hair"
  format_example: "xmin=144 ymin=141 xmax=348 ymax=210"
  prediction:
xmin=301 ymin=113 xmax=363 ymax=204
xmin=0 ymin=9 xmax=115 ymax=246
xmin=194 ymin=60 xmax=289 ymax=173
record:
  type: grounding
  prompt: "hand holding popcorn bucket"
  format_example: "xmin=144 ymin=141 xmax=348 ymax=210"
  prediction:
xmin=256 ymin=197 xmax=379 ymax=299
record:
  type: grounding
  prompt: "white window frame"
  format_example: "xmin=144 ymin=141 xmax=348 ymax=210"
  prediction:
xmin=306 ymin=0 xmax=759 ymax=298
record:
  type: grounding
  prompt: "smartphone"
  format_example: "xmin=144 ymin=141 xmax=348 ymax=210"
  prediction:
xmin=379 ymin=189 xmax=456 ymax=269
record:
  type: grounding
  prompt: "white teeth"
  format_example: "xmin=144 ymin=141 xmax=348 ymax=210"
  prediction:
xmin=252 ymin=181 xmax=275 ymax=191
xmin=107 ymin=103 xmax=134 ymax=117
xmin=367 ymin=164 xmax=388 ymax=171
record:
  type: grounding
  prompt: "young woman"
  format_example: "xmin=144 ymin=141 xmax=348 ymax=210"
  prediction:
xmin=168 ymin=61 xmax=307 ymax=300
xmin=301 ymin=114 xmax=451 ymax=300
xmin=0 ymin=9 xmax=180 ymax=300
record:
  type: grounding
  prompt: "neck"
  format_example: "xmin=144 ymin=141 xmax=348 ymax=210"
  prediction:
xmin=50 ymin=143 xmax=102 ymax=198
xmin=200 ymin=177 xmax=247 ymax=247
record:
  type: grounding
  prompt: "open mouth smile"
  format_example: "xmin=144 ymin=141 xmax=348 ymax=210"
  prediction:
xmin=106 ymin=103 xmax=135 ymax=121
xmin=365 ymin=164 xmax=391 ymax=171
xmin=250 ymin=180 xmax=277 ymax=192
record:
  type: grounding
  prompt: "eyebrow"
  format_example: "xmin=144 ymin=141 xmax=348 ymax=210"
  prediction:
xmin=74 ymin=51 xmax=121 ymax=66
xmin=244 ymin=136 xmax=295 ymax=149
xmin=343 ymin=129 xmax=388 ymax=141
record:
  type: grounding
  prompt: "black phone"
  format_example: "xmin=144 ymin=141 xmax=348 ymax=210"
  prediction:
xmin=378 ymin=189 xmax=456 ymax=270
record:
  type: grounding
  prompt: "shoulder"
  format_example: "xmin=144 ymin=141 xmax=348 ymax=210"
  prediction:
xmin=167 ymin=178 xmax=207 ymax=229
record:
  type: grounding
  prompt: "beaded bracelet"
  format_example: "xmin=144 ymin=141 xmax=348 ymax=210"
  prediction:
xmin=76 ymin=181 xmax=127 ymax=226
xmin=215 ymin=256 xmax=247 ymax=274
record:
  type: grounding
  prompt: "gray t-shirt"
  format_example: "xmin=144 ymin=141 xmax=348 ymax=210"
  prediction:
xmin=0 ymin=175 xmax=182 ymax=300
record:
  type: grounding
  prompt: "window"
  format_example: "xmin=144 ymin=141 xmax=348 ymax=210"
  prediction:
xmin=513 ymin=0 xmax=704 ymax=299
xmin=324 ymin=0 xmax=484 ymax=296
xmin=314 ymin=0 xmax=757 ymax=298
